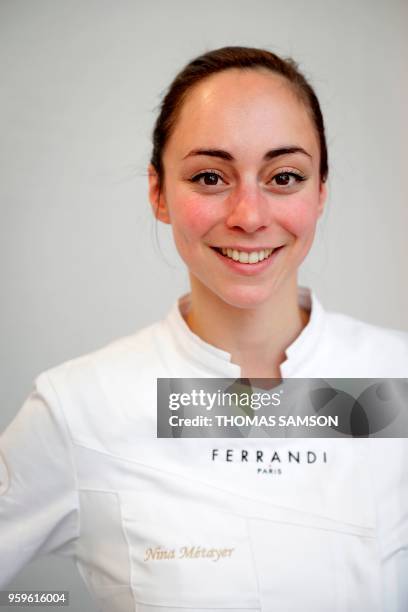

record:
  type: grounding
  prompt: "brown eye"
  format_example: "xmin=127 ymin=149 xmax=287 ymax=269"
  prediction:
xmin=275 ymin=172 xmax=293 ymax=186
xmin=203 ymin=173 xmax=219 ymax=185
xmin=275 ymin=173 xmax=291 ymax=185
xmin=271 ymin=172 xmax=306 ymax=188
xmin=191 ymin=172 xmax=223 ymax=186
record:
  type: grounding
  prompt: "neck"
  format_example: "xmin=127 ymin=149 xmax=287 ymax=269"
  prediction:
xmin=185 ymin=275 xmax=309 ymax=379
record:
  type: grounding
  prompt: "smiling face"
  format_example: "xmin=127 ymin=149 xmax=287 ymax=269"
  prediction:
xmin=149 ymin=68 xmax=327 ymax=309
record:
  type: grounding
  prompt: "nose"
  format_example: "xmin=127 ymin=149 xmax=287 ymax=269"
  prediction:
xmin=225 ymin=185 xmax=270 ymax=234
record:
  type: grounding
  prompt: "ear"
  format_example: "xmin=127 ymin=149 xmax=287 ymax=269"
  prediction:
xmin=148 ymin=164 xmax=171 ymax=224
xmin=317 ymin=181 xmax=328 ymax=217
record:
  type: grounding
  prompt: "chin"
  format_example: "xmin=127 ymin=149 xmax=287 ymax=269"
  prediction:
xmin=214 ymin=283 xmax=279 ymax=310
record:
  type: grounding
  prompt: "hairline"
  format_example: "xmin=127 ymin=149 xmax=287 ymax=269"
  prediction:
xmin=158 ymin=66 xmax=322 ymax=189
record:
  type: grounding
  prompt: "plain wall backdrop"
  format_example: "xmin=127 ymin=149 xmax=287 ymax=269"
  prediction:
xmin=1 ymin=0 xmax=407 ymax=610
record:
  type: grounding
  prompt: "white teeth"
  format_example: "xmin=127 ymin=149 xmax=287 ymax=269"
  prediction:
xmin=218 ymin=248 xmax=274 ymax=264
xmin=248 ymin=251 xmax=259 ymax=264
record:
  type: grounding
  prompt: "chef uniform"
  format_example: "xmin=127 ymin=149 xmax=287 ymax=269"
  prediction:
xmin=1 ymin=288 xmax=407 ymax=612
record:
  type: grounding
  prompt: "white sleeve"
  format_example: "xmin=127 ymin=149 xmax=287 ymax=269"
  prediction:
xmin=0 ymin=372 xmax=80 ymax=587
xmin=368 ymin=438 xmax=408 ymax=612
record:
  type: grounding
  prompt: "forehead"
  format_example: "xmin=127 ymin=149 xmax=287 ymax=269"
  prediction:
xmin=166 ymin=68 xmax=318 ymax=158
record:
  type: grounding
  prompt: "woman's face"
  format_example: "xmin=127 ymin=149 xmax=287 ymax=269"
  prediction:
xmin=149 ymin=68 xmax=327 ymax=309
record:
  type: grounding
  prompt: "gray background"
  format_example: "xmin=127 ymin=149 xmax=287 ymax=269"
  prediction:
xmin=1 ymin=0 xmax=407 ymax=609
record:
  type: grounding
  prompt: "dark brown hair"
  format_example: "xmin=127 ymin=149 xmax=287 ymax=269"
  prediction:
xmin=150 ymin=46 xmax=328 ymax=189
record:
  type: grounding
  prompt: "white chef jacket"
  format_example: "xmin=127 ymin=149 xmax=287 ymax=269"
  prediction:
xmin=1 ymin=288 xmax=408 ymax=612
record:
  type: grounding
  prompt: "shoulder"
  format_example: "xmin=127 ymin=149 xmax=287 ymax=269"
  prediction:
xmin=321 ymin=309 xmax=408 ymax=376
xmin=35 ymin=318 xmax=172 ymax=449
xmin=44 ymin=318 xmax=169 ymax=388
xmin=324 ymin=309 xmax=408 ymax=353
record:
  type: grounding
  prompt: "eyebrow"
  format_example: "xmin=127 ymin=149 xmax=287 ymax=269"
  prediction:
xmin=182 ymin=146 xmax=312 ymax=161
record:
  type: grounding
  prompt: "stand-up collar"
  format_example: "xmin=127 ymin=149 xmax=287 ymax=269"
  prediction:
xmin=164 ymin=287 xmax=325 ymax=378
xmin=280 ymin=287 xmax=325 ymax=377
xmin=164 ymin=293 xmax=241 ymax=377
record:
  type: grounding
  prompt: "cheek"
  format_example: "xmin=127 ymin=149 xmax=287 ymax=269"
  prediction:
xmin=277 ymin=195 xmax=320 ymax=239
xmin=170 ymin=195 xmax=217 ymax=243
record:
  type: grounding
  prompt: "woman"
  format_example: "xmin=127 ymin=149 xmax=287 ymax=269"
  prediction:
xmin=1 ymin=46 xmax=407 ymax=611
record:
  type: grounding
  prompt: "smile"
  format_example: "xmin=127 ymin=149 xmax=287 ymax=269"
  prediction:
xmin=213 ymin=247 xmax=275 ymax=264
